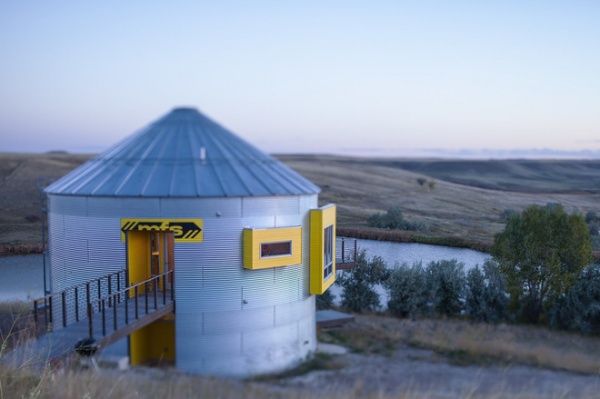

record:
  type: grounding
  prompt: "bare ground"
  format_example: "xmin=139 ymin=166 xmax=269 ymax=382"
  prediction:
xmin=266 ymin=345 xmax=600 ymax=398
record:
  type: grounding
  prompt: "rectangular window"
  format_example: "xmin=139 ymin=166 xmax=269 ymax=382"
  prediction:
xmin=323 ymin=225 xmax=333 ymax=280
xmin=243 ymin=227 xmax=302 ymax=270
xmin=261 ymin=241 xmax=292 ymax=258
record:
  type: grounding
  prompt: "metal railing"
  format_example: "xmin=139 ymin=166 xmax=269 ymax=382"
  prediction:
xmin=87 ymin=270 xmax=174 ymax=339
xmin=32 ymin=269 xmax=127 ymax=333
xmin=336 ymin=237 xmax=357 ymax=267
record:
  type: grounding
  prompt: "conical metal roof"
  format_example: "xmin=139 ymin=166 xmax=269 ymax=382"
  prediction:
xmin=46 ymin=107 xmax=320 ymax=197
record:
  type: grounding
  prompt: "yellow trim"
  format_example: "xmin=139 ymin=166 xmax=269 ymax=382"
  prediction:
xmin=127 ymin=231 xmax=150 ymax=296
xmin=121 ymin=218 xmax=203 ymax=242
xmin=130 ymin=317 xmax=175 ymax=365
xmin=243 ymin=227 xmax=302 ymax=270
xmin=310 ymin=204 xmax=337 ymax=294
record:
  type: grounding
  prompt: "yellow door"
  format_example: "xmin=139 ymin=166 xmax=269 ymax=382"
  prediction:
xmin=127 ymin=230 xmax=176 ymax=365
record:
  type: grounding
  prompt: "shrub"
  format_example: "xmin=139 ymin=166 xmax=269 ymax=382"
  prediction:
xmin=367 ymin=207 xmax=423 ymax=231
xmin=384 ymin=262 xmax=430 ymax=319
xmin=416 ymin=178 xmax=427 ymax=186
xmin=550 ymin=264 xmax=600 ymax=334
xmin=426 ymin=260 xmax=465 ymax=317
xmin=465 ymin=259 xmax=508 ymax=323
xmin=316 ymin=288 xmax=335 ymax=310
xmin=337 ymin=250 xmax=389 ymax=312
xmin=585 ymin=211 xmax=600 ymax=236
xmin=500 ymin=208 xmax=518 ymax=221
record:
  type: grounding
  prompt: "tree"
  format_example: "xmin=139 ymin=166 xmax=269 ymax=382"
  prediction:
xmin=337 ymin=249 xmax=389 ymax=312
xmin=491 ymin=203 xmax=592 ymax=323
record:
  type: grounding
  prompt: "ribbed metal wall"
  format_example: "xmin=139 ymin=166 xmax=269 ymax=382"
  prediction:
xmin=47 ymin=193 xmax=318 ymax=377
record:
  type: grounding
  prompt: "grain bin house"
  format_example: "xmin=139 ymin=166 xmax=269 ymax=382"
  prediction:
xmin=43 ymin=107 xmax=338 ymax=376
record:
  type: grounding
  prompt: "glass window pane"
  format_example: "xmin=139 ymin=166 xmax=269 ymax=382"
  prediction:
xmin=261 ymin=241 xmax=292 ymax=258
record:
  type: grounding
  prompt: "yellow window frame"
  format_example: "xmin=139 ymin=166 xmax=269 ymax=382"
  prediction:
xmin=310 ymin=204 xmax=337 ymax=294
xmin=243 ymin=227 xmax=302 ymax=270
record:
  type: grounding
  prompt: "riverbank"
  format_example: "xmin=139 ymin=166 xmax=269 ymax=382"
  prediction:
xmin=337 ymin=226 xmax=493 ymax=252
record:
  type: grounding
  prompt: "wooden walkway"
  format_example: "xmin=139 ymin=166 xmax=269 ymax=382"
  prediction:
xmin=5 ymin=273 xmax=174 ymax=369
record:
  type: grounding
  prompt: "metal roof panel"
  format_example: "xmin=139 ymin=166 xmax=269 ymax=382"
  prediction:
xmin=46 ymin=107 xmax=320 ymax=197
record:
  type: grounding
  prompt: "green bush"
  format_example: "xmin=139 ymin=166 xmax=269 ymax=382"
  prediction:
xmin=384 ymin=262 xmax=430 ymax=319
xmin=585 ymin=211 xmax=600 ymax=236
xmin=367 ymin=207 xmax=423 ymax=231
xmin=500 ymin=208 xmax=518 ymax=221
xmin=316 ymin=287 xmax=336 ymax=310
xmin=337 ymin=250 xmax=389 ymax=312
xmin=465 ymin=259 xmax=508 ymax=323
xmin=550 ymin=264 xmax=600 ymax=334
xmin=426 ymin=259 xmax=465 ymax=317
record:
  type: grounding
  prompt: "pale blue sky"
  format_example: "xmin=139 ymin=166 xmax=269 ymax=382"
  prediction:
xmin=1 ymin=1 xmax=599 ymax=157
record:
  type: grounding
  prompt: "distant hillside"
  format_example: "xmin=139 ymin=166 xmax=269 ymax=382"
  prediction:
xmin=276 ymin=154 xmax=600 ymax=249
xmin=366 ymin=158 xmax=600 ymax=193
xmin=1 ymin=152 xmax=599 ymax=252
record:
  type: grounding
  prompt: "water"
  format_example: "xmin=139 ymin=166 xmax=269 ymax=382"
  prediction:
xmin=0 ymin=254 xmax=45 ymax=302
xmin=0 ymin=241 xmax=490 ymax=303
xmin=330 ymin=239 xmax=491 ymax=307
xmin=354 ymin=239 xmax=490 ymax=270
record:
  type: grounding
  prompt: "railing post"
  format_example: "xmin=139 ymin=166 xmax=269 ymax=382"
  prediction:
xmin=117 ymin=272 xmax=121 ymax=303
xmin=75 ymin=286 xmax=79 ymax=322
xmin=48 ymin=296 xmax=53 ymax=331
xmin=61 ymin=291 xmax=67 ymax=328
xmin=125 ymin=290 xmax=129 ymax=324
xmin=342 ymin=238 xmax=346 ymax=263
xmin=153 ymin=278 xmax=158 ymax=309
xmin=101 ymin=299 xmax=106 ymax=336
xmin=97 ymin=279 xmax=102 ymax=312
xmin=113 ymin=294 xmax=118 ymax=331
xmin=86 ymin=283 xmax=91 ymax=313
xmin=163 ymin=275 xmax=166 ymax=305
xmin=145 ymin=283 xmax=149 ymax=314
xmin=135 ymin=285 xmax=139 ymax=319
xmin=87 ymin=302 xmax=93 ymax=338
xmin=108 ymin=275 xmax=112 ymax=307
xmin=171 ymin=271 xmax=174 ymax=301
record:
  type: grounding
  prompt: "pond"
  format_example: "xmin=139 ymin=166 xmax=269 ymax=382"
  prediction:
xmin=331 ymin=239 xmax=491 ymax=307
xmin=354 ymin=239 xmax=490 ymax=270
xmin=0 ymin=240 xmax=491 ymax=303
xmin=0 ymin=254 xmax=44 ymax=302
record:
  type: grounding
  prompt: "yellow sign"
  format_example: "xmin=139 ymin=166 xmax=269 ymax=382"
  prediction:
xmin=121 ymin=219 xmax=203 ymax=242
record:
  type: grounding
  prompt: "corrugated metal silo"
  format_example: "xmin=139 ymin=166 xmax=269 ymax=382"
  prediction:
xmin=44 ymin=107 xmax=336 ymax=376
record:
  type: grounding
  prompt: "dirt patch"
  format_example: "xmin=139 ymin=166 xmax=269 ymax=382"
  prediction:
xmin=261 ymin=343 xmax=600 ymax=398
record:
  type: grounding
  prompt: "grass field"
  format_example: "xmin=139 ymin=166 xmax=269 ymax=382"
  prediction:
xmin=1 ymin=152 xmax=600 ymax=252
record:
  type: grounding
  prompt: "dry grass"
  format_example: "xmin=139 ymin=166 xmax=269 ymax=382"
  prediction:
xmin=2 ymin=152 xmax=600 ymax=252
xmin=2 ymin=309 xmax=600 ymax=398
xmin=319 ymin=314 xmax=600 ymax=375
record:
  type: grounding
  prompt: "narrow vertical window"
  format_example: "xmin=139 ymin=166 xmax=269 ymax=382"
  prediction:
xmin=323 ymin=225 xmax=334 ymax=280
